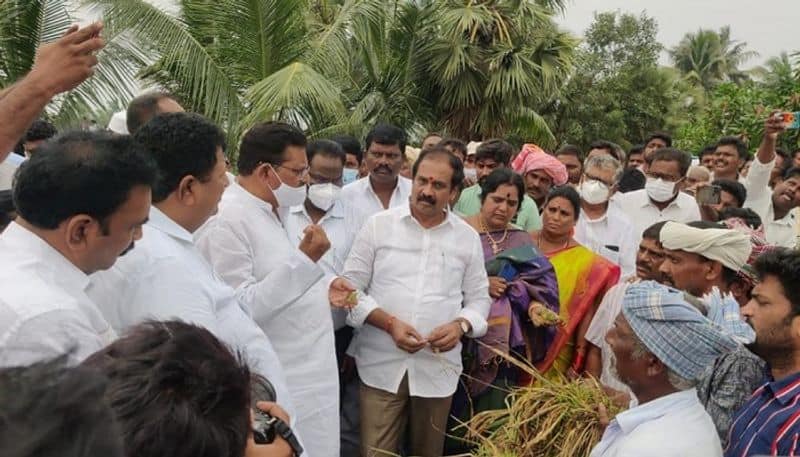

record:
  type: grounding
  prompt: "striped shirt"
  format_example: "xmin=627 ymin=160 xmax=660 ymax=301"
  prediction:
xmin=724 ymin=371 xmax=800 ymax=457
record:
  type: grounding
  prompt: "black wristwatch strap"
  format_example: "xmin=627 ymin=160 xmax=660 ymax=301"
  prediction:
xmin=274 ymin=417 xmax=304 ymax=456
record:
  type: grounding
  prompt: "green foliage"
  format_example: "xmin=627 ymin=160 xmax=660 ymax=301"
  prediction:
xmin=670 ymin=26 xmax=758 ymax=92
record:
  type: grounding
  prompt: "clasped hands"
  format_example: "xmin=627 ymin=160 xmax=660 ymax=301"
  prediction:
xmin=388 ymin=318 xmax=465 ymax=354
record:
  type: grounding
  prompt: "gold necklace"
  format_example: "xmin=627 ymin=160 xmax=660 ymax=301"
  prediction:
xmin=479 ymin=216 xmax=509 ymax=254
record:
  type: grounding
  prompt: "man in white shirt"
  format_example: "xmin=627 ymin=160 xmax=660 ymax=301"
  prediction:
xmin=742 ymin=114 xmax=799 ymax=248
xmin=341 ymin=123 xmax=412 ymax=219
xmin=575 ymin=155 xmax=637 ymax=277
xmin=343 ymin=146 xmax=491 ymax=457
xmin=591 ymin=282 xmax=737 ymax=457
xmin=0 ymin=151 xmax=24 ymax=191
xmin=617 ymin=147 xmax=701 ymax=242
xmin=281 ymin=139 xmax=366 ymax=456
xmin=87 ymin=113 xmax=296 ymax=426
xmin=0 ymin=131 xmax=155 ymax=367
xmin=197 ymin=121 xmax=347 ymax=457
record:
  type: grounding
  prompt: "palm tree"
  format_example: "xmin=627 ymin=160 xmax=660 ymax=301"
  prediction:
xmin=0 ymin=0 xmax=143 ymax=127
xmin=670 ymin=26 xmax=757 ymax=91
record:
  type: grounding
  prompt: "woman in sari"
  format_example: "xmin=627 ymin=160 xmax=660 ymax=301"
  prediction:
xmin=531 ymin=186 xmax=620 ymax=379
xmin=447 ymin=169 xmax=560 ymax=452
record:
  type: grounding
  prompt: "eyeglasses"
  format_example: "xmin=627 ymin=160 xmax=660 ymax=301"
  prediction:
xmin=645 ymin=171 xmax=682 ymax=182
xmin=278 ymin=164 xmax=310 ymax=178
xmin=584 ymin=173 xmax=614 ymax=187
xmin=367 ymin=150 xmax=402 ymax=161
xmin=308 ymin=172 xmax=343 ymax=185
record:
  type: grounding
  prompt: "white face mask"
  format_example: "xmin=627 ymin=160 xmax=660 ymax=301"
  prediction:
xmin=579 ymin=179 xmax=610 ymax=205
xmin=269 ymin=165 xmax=307 ymax=208
xmin=645 ymin=177 xmax=676 ymax=202
xmin=307 ymin=182 xmax=341 ymax=211
xmin=342 ymin=168 xmax=359 ymax=185
xmin=464 ymin=167 xmax=477 ymax=181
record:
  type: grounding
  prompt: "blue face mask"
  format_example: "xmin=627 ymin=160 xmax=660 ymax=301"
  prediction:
xmin=343 ymin=168 xmax=359 ymax=185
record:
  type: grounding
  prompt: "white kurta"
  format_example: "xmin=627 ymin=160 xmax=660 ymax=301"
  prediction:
xmin=0 ymin=222 xmax=115 ymax=367
xmin=743 ymin=157 xmax=797 ymax=248
xmin=196 ymin=182 xmax=340 ymax=457
xmin=616 ymin=189 xmax=701 ymax=243
xmin=575 ymin=206 xmax=637 ymax=278
xmin=87 ymin=207 xmax=295 ymax=421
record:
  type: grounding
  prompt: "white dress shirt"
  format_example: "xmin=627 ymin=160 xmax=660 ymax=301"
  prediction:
xmin=196 ymin=182 xmax=339 ymax=457
xmin=87 ymin=207 xmax=294 ymax=420
xmin=0 ymin=153 xmax=24 ymax=191
xmin=590 ymin=388 xmax=722 ymax=457
xmin=0 ymin=222 xmax=115 ymax=367
xmin=743 ymin=157 xmax=797 ymax=248
xmin=341 ymin=175 xmax=412 ymax=219
xmin=282 ymin=200 xmax=366 ymax=330
xmin=575 ymin=205 xmax=637 ymax=278
xmin=343 ymin=204 xmax=491 ymax=398
xmin=617 ymin=189 xmax=701 ymax=242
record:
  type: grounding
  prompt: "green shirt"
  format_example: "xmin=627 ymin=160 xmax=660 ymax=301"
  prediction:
xmin=453 ymin=184 xmax=542 ymax=231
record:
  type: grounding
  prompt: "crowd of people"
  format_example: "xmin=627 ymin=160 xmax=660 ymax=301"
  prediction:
xmin=2 ymin=21 xmax=800 ymax=457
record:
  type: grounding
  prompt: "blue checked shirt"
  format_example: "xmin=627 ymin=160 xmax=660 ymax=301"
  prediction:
xmin=725 ymin=371 xmax=800 ymax=457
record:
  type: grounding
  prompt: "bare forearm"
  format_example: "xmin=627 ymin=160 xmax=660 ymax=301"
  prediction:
xmin=756 ymin=133 xmax=776 ymax=164
xmin=364 ymin=308 xmax=392 ymax=333
xmin=0 ymin=77 xmax=53 ymax=162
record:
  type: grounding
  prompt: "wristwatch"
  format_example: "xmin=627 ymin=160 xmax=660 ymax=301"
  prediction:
xmin=273 ymin=417 xmax=304 ymax=456
xmin=458 ymin=319 xmax=471 ymax=336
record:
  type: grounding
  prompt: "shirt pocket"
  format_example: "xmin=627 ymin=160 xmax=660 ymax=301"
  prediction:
xmin=599 ymin=245 xmax=621 ymax=266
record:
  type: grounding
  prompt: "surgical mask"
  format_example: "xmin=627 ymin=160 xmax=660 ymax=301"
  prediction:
xmin=307 ymin=182 xmax=341 ymax=211
xmin=464 ymin=167 xmax=477 ymax=181
xmin=579 ymin=179 xmax=610 ymax=205
xmin=645 ymin=177 xmax=676 ymax=202
xmin=342 ymin=168 xmax=359 ymax=185
xmin=269 ymin=165 xmax=307 ymax=208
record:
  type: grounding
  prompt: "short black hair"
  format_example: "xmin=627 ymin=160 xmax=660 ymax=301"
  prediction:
xmin=24 ymin=119 xmax=57 ymax=142
xmin=645 ymin=131 xmax=673 ymax=147
xmin=307 ymin=139 xmax=346 ymax=166
xmin=365 ymin=123 xmax=407 ymax=154
xmin=687 ymin=220 xmax=738 ymax=284
xmin=754 ymin=248 xmax=800 ymax=316
xmin=618 ymin=167 xmax=646 ymax=193
xmin=776 ymin=147 xmax=790 ymax=164
xmin=412 ymin=145 xmax=464 ymax=190
xmin=718 ymin=207 xmax=763 ymax=229
xmin=712 ymin=178 xmax=747 ymax=208
xmin=628 ymin=144 xmax=645 ymax=157
xmin=0 ymin=358 xmax=123 ymax=457
xmin=642 ymin=221 xmax=667 ymax=240
xmin=545 ymin=185 xmax=581 ymax=220
xmin=650 ymin=147 xmax=692 ymax=177
xmin=716 ymin=136 xmax=749 ymax=160
xmin=440 ymin=138 xmax=468 ymax=159
xmin=0 ymin=189 xmax=14 ymax=232
xmin=699 ymin=145 xmax=717 ymax=160
xmin=475 ymin=139 xmax=514 ymax=165
xmin=783 ymin=166 xmax=800 ymax=181
xmin=329 ymin=135 xmax=362 ymax=164
xmin=555 ymin=144 xmax=583 ymax=160
xmin=126 ymin=92 xmax=178 ymax=134
xmin=238 ymin=122 xmax=306 ymax=176
xmin=82 ymin=321 xmax=252 ymax=457
xmin=479 ymin=168 xmax=525 ymax=215
xmin=133 ymin=113 xmax=226 ymax=203
xmin=13 ymin=131 xmax=157 ymax=231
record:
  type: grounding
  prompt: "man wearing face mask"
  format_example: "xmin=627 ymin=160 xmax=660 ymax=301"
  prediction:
xmin=618 ymin=147 xmax=701 ymax=244
xmin=330 ymin=134 xmax=363 ymax=185
xmin=281 ymin=139 xmax=367 ymax=456
xmin=197 ymin=122 xmax=352 ymax=457
xmin=574 ymin=155 xmax=637 ymax=277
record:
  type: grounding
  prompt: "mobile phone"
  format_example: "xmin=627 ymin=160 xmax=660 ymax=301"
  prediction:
xmin=782 ymin=112 xmax=800 ymax=129
xmin=696 ymin=185 xmax=721 ymax=205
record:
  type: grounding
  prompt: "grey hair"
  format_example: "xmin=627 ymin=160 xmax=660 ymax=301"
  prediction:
xmin=584 ymin=154 xmax=624 ymax=184
xmin=630 ymin=329 xmax=697 ymax=390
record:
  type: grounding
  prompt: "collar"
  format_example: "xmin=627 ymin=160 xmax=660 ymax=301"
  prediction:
xmin=614 ymin=389 xmax=698 ymax=434
xmin=148 ymin=206 xmax=194 ymax=244
xmin=767 ymin=200 xmax=796 ymax=226
xmin=2 ymin=221 xmax=90 ymax=291
xmin=366 ymin=175 xmax=409 ymax=196
xmin=228 ymin=181 xmax=275 ymax=214
xmin=289 ymin=199 xmax=345 ymax=219
xmin=765 ymin=372 xmax=800 ymax=406
xmin=399 ymin=202 xmax=455 ymax=230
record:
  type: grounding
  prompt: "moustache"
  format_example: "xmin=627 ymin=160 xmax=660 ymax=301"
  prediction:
xmin=375 ymin=165 xmax=392 ymax=174
xmin=417 ymin=195 xmax=436 ymax=205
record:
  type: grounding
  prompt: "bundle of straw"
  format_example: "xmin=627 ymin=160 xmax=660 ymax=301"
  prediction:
xmin=456 ymin=345 xmax=623 ymax=457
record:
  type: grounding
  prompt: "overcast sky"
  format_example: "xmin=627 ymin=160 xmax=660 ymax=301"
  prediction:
xmin=555 ymin=0 xmax=799 ymax=66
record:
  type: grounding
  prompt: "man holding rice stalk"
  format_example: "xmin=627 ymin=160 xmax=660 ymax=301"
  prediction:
xmin=590 ymin=281 xmax=739 ymax=456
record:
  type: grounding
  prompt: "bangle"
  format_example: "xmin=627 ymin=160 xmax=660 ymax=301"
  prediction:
xmin=385 ymin=316 xmax=396 ymax=333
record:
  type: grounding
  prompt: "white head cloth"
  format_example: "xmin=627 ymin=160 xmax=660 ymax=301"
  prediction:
xmin=660 ymin=221 xmax=752 ymax=271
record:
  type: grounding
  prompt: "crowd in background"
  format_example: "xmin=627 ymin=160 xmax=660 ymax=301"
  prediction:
xmin=3 ymin=21 xmax=800 ymax=457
